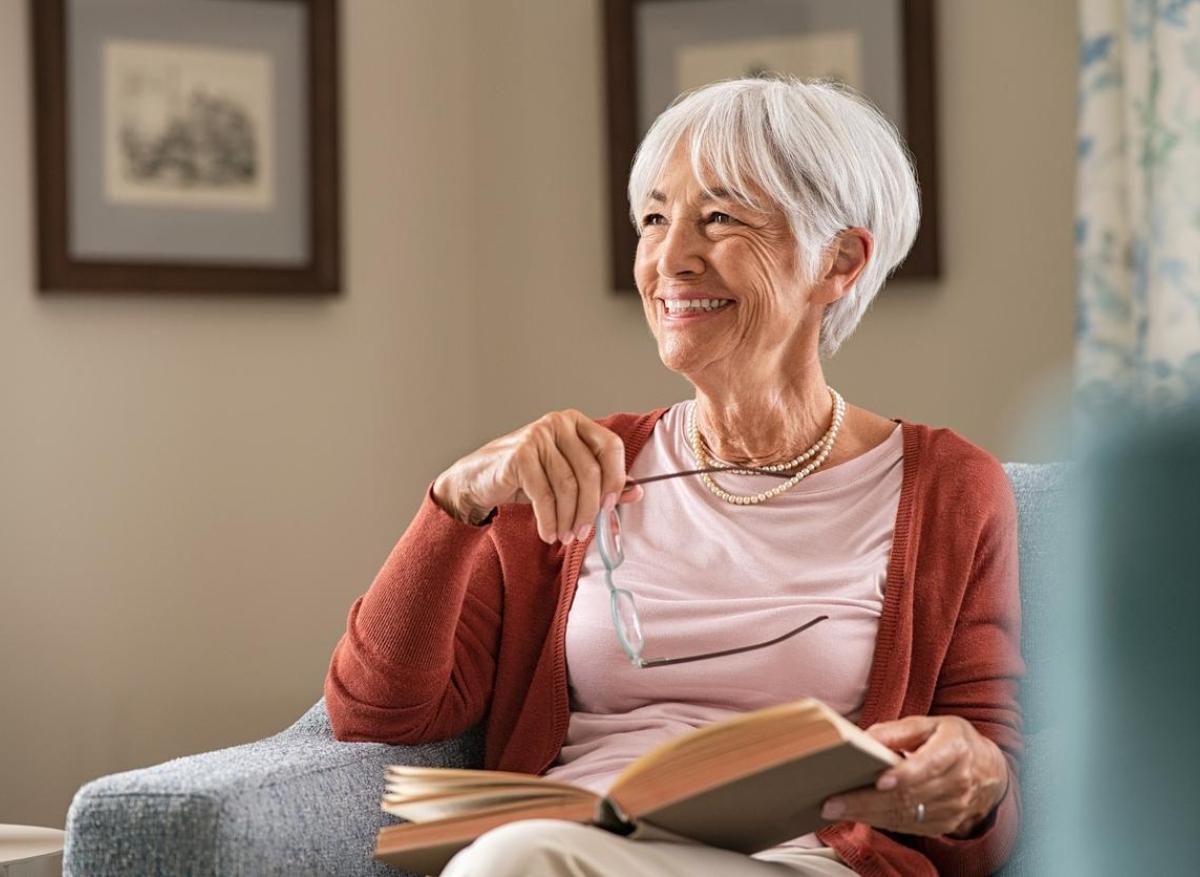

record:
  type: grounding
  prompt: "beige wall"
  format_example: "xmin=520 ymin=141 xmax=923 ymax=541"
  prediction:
xmin=469 ymin=0 xmax=1079 ymax=451
xmin=0 ymin=0 xmax=483 ymax=826
xmin=0 ymin=0 xmax=1077 ymax=828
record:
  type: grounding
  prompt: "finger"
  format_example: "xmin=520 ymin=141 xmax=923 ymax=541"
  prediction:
xmin=575 ymin=418 xmax=628 ymax=509
xmin=903 ymin=765 xmax=974 ymax=822
xmin=558 ymin=426 xmax=603 ymax=539
xmin=619 ymin=482 xmax=645 ymax=504
xmin=879 ymin=723 xmax=967 ymax=790
xmin=517 ymin=448 xmax=559 ymax=544
xmin=821 ymin=787 xmax=904 ymax=828
xmin=888 ymin=724 xmax=969 ymax=791
xmin=821 ymin=784 xmax=959 ymax=837
xmin=822 ymin=768 xmax=967 ymax=837
xmin=889 ymin=767 xmax=974 ymax=836
xmin=867 ymin=716 xmax=939 ymax=752
xmin=539 ymin=443 xmax=580 ymax=543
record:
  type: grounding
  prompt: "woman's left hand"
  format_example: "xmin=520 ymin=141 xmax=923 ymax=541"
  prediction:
xmin=819 ymin=715 xmax=1009 ymax=838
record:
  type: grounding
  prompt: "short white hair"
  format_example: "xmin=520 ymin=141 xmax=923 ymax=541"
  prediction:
xmin=628 ymin=76 xmax=920 ymax=359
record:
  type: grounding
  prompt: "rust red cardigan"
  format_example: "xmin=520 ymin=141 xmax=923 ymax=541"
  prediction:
xmin=325 ymin=409 xmax=1024 ymax=877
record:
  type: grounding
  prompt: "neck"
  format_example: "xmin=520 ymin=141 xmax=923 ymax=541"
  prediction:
xmin=691 ymin=372 xmax=834 ymax=468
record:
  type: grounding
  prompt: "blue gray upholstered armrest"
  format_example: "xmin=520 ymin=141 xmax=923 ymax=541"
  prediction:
xmin=993 ymin=461 xmax=1074 ymax=877
xmin=64 ymin=699 xmax=484 ymax=877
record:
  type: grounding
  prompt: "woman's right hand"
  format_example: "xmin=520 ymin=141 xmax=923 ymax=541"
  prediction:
xmin=431 ymin=409 xmax=644 ymax=543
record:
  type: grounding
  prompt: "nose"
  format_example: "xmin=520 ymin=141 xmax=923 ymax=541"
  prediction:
xmin=656 ymin=218 xmax=706 ymax=279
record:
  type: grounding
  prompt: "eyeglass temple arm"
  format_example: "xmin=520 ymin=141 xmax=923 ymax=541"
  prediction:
xmin=626 ymin=464 xmax=799 ymax=488
xmin=638 ymin=614 xmax=830 ymax=668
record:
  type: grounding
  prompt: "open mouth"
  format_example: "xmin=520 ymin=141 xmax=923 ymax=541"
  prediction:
xmin=660 ymin=298 xmax=734 ymax=318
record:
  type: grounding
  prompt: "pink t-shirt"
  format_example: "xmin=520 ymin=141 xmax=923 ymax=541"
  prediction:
xmin=542 ymin=400 xmax=904 ymax=849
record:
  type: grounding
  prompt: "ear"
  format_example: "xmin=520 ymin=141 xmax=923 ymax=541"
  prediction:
xmin=811 ymin=228 xmax=873 ymax=305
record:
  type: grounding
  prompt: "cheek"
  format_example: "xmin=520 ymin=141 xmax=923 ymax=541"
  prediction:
xmin=747 ymin=233 xmax=794 ymax=277
xmin=736 ymin=235 xmax=802 ymax=295
xmin=715 ymin=239 xmax=807 ymax=343
xmin=717 ymin=237 xmax=783 ymax=301
xmin=640 ymin=293 xmax=658 ymax=330
xmin=634 ymin=236 xmax=660 ymax=280
xmin=634 ymin=246 xmax=657 ymax=311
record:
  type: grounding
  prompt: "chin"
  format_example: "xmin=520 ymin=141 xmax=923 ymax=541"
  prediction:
xmin=655 ymin=341 xmax=707 ymax=378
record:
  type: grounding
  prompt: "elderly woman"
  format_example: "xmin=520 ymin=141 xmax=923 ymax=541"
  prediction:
xmin=326 ymin=76 xmax=1022 ymax=877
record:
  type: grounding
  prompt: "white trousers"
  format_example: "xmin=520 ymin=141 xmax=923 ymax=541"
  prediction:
xmin=441 ymin=818 xmax=858 ymax=876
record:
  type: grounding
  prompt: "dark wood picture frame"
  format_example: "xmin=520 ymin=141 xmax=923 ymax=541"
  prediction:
xmin=603 ymin=0 xmax=939 ymax=292
xmin=31 ymin=0 xmax=341 ymax=294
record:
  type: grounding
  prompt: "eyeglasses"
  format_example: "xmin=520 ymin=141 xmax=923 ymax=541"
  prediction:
xmin=594 ymin=464 xmax=829 ymax=668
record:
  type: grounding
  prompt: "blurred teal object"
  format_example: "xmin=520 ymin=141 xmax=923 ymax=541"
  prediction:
xmin=1045 ymin=403 xmax=1200 ymax=875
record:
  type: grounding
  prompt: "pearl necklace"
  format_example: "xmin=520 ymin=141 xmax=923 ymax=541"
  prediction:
xmin=688 ymin=387 xmax=846 ymax=505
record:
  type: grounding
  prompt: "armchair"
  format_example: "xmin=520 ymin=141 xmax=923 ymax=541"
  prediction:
xmin=64 ymin=462 xmax=1069 ymax=877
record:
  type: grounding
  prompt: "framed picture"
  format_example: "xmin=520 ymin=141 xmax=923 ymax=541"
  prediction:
xmin=31 ymin=0 xmax=340 ymax=293
xmin=603 ymin=0 xmax=939 ymax=292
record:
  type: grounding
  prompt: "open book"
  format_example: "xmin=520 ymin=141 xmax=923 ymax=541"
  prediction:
xmin=374 ymin=698 xmax=900 ymax=874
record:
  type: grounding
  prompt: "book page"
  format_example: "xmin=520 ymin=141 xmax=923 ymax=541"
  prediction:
xmin=375 ymin=796 xmax=598 ymax=874
xmin=386 ymin=765 xmax=583 ymax=791
xmin=607 ymin=698 xmax=900 ymax=816
xmin=608 ymin=699 xmax=828 ymax=795
xmin=386 ymin=766 xmax=588 ymax=795
xmin=383 ymin=790 xmax=589 ymax=823
xmin=382 ymin=765 xmax=595 ymax=824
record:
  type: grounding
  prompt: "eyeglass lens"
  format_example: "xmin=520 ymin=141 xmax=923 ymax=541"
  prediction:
xmin=597 ymin=505 xmax=624 ymax=567
xmin=611 ymin=588 xmax=645 ymax=656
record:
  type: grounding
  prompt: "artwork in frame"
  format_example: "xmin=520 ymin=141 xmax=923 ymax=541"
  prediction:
xmin=31 ymin=0 xmax=340 ymax=294
xmin=603 ymin=0 xmax=939 ymax=292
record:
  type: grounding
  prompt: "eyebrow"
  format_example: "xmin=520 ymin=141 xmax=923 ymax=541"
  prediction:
xmin=648 ymin=187 xmax=736 ymax=204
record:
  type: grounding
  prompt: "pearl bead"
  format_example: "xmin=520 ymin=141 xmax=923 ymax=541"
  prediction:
xmin=688 ymin=388 xmax=845 ymax=506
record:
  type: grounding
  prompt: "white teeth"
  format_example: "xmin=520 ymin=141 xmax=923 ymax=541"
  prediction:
xmin=663 ymin=298 xmax=732 ymax=314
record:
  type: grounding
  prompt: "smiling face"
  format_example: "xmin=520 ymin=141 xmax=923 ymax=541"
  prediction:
xmin=634 ymin=144 xmax=831 ymax=388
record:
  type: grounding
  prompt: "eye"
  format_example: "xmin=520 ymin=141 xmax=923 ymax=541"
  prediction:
xmin=705 ymin=211 xmax=736 ymax=225
xmin=641 ymin=213 xmax=666 ymax=228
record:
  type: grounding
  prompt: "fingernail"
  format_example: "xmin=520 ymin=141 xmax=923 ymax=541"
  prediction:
xmin=561 ymin=531 xmax=575 ymax=545
xmin=877 ymin=774 xmax=897 ymax=791
xmin=602 ymin=493 xmax=617 ymax=512
xmin=821 ymin=800 xmax=844 ymax=819
xmin=576 ymin=524 xmax=591 ymax=541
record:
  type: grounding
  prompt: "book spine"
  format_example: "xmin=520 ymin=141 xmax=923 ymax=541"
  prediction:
xmin=593 ymin=796 xmax=636 ymax=836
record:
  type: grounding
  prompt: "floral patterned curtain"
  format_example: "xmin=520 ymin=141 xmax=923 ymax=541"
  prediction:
xmin=1074 ymin=0 xmax=1200 ymax=425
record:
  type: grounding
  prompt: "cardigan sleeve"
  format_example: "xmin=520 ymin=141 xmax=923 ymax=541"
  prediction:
xmin=324 ymin=482 xmax=504 ymax=744
xmin=910 ymin=462 xmax=1025 ymax=877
